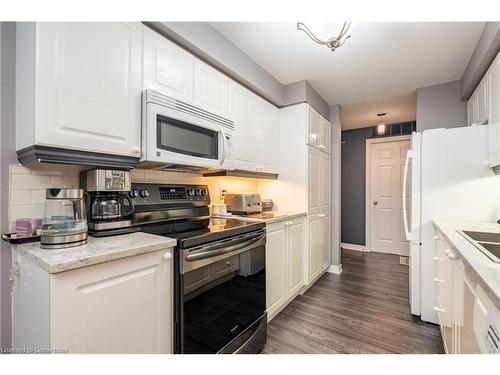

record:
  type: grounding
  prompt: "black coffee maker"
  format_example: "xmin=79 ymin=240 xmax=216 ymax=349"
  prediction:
xmin=80 ymin=169 xmax=138 ymax=236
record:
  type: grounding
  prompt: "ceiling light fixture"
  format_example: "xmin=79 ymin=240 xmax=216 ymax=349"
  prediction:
xmin=376 ymin=113 xmax=387 ymax=135
xmin=297 ymin=22 xmax=356 ymax=52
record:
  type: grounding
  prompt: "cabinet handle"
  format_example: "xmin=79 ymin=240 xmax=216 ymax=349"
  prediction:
xmin=433 ymin=256 xmax=441 ymax=262
xmin=446 ymin=252 xmax=458 ymax=260
xmin=163 ymin=252 xmax=172 ymax=260
xmin=319 ymin=145 xmax=326 ymax=150
xmin=433 ymin=235 xmax=440 ymax=240
xmin=288 ymin=221 xmax=293 ymax=226
xmin=433 ymin=277 xmax=445 ymax=284
xmin=434 ymin=306 xmax=445 ymax=313
xmin=319 ymin=214 xmax=326 ymax=218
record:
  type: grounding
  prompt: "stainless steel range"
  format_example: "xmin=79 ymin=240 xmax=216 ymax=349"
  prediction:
xmin=130 ymin=183 xmax=267 ymax=354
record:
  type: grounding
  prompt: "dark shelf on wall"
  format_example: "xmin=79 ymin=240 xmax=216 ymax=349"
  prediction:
xmin=372 ymin=121 xmax=416 ymax=138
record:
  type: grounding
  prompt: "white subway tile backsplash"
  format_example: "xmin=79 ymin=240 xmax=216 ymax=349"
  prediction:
xmin=31 ymin=189 xmax=47 ymax=205
xmin=144 ymin=170 xmax=164 ymax=181
xmin=48 ymin=176 xmax=78 ymax=188
xmin=10 ymin=165 xmax=32 ymax=175
xmin=10 ymin=190 xmax=32 ymax=205
xmin=11 ymin=174 xmax=51 ymax=190
xmin=8 ymin=163 xmax=81 ymax=232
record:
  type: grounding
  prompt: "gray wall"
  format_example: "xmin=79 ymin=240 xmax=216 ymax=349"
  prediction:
xmin=416 ymin=80 xmax=467 ymax=131
xmin=329 ymin=105 xmax=342 ymax=266
xmin=1 ymin=22 xmax=17 ymax=350
xmin=147 ymin=22 xmax=331 ymax=120
xmin=461 ymin=22 xmax=500 ymax=100
xmin=340 ymin=127 xmax=373 ymax=246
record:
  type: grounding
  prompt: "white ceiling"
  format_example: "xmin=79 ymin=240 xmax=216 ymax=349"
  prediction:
xmin=211 ymin=22 xmax=485 ymax=129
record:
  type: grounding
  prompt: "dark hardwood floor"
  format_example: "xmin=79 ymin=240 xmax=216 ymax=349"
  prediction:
xmin=262 ymin=249 xmax=444 ymax=354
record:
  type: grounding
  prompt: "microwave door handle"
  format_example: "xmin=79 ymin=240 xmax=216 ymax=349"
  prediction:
xmin=219 ymin=128 xmax=229 ymax=165
xmin=402 ymin=149 xmax=412 ymax=241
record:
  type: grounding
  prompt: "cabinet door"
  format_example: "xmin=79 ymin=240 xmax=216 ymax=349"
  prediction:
xmin=437 ymin=245 xmax=457 ymax=354
xmin=36 ymin=22 xmax=142 ymax=157
xmin=50 ymin=249 xmax=173 ymax=354
xmin=265 ymin=222 xmax=286 ymax=320
xmin=320 ymin=117 xmax=332 ymax=154
xmin=456 ymin=262 xmax=482 ymax=353
xmin=308 ymin=146 xmax=322 ymax=213
xmin=193 ymin=59 xmax=229 ymax=118
xmin=307 ymin=106 xmax=321 ymax=148
xmin=320 ymin=152 xmax=331 ymax=212
xmin=490 ymin=52 xmax=500 ymax=124
xmin=230 ymin=81 xmax=258 ymax=170
xmin=287 ymin=217 xmax=305 ymax=298
xmin=257 ymin=99 xmax=280 ymax=173
xmin=476 ymin=77 xmax=489 ymax=125
xmin=321 ymin=213 xmax=331 ymax=271
xmin=467 ymin=97 xmax=475 ymax=126
xmin=143 ymin=25 xmax=194 ymax=103
xmin=307 ymin=213 xmax=321 ymax=283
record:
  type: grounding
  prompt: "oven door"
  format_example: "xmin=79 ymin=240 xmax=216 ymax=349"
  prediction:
xmin=176 ymin=229 xmax=267 ymax=353
xmin=146 ymin=102 xmax=232 ymax=169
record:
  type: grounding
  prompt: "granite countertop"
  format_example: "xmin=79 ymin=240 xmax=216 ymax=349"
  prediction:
xmin=230 ymin=211 xmax=307 ymax=224
xmin=13 ymin=232 xmax=177 ymax=274
xmin=433 ymin=220 xmax=500 ymax=301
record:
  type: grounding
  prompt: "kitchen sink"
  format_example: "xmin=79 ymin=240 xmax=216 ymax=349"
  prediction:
xmin=462 ymin=230 xmax=500 ymax=243
xmin=458 ymin=230 xmax=500 ymax=263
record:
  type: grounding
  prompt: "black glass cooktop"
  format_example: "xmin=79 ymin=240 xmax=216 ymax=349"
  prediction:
xmin=140 ymin=217 xmax=265 ymax=249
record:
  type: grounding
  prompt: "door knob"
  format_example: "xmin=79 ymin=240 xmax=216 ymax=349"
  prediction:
xmin=373 ymin=201 xmax=378 ymax=206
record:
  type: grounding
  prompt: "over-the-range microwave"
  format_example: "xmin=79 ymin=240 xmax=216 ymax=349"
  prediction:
xmin=141 ymin=89 xmax=234 ymax=170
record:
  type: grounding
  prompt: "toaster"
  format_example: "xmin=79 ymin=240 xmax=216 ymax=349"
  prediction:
xmin=224 ymin=193 xmax=262 ymax=214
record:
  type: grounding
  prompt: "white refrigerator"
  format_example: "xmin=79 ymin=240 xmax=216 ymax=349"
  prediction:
xmin=403 ymin=125 xmax=498 ymax=324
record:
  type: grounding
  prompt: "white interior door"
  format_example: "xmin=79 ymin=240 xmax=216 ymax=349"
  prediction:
xmin=369 ymin=139 xmax=411 ymax=255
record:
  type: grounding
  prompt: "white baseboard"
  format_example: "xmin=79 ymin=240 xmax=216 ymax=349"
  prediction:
xmin=341 ymin=242 xmax=367 ymax=252
xmin=327 ymin=264 xmax=343 ymax=274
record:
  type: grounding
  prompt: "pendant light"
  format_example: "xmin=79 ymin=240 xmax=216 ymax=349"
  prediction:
xmin=376 ymin=113 xmax=387 ymax=136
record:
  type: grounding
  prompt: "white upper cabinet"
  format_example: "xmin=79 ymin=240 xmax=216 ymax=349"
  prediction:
xmin=467 ymin=96 xmax=475 ymax=126
xmin=320 ymin=118 xmax=332 ymax=154
xmin=307 ymin=107 xmax=321 ymax=148
xmin=16 ymin=22 xmax=142 ymax=157
xmin=143 ymin=26 xmax=194 ymax=103
xmin=229 ymin=81 xmax=259 ymax=170
xmin=475 ymin=76 xmax=489 ymax=125
xmin=256 ymin=99 xmax=280 ymax=173
xmin=193 ymin=58 xmax=230 ymax=118
xmin=488 ymin=51 xmax=500 ymax=169
xmin=489 ymin=51 xmax=500 ymax=125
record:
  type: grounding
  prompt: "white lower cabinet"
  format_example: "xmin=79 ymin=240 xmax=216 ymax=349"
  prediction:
xmin=434 ymin=227 xmax=499 ymax=354
xmin=266 ymin=216 xmax=306 ymax=321
xmin=307 ymin=213 xmax=322 ymax=282
xmin=12 ymin=248 xmax=173 ymax=354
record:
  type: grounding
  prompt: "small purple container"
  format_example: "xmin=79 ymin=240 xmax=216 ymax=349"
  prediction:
xmin=16 ymin=217 xmax=42 ymax=238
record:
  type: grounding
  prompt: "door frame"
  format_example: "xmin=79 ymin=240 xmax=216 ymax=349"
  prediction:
xmin=365 ymin=135 xmax=411 ymax=253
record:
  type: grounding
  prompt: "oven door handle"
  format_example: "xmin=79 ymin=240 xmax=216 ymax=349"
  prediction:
xmin=185 ymin=234 xmax=266 ymax=262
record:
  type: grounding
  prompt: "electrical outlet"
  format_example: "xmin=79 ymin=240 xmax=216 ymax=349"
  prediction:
xmin=220 ymin=189 xmax=227 ymax=200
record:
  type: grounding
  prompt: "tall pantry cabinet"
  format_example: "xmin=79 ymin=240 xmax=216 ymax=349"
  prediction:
xmin=273 ymin=103 xmax=333 ymax=287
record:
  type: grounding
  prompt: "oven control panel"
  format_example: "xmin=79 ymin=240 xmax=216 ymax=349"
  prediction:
xmin=130 ymin=183 xmax=210 ymax=203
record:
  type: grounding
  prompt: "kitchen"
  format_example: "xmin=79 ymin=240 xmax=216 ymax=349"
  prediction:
xmin=0 ymin=2 xmax=499 ymax=370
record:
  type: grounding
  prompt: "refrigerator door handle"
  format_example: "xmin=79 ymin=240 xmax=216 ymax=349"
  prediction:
xmin=403 ymin=149 xmax=412 ymax=241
